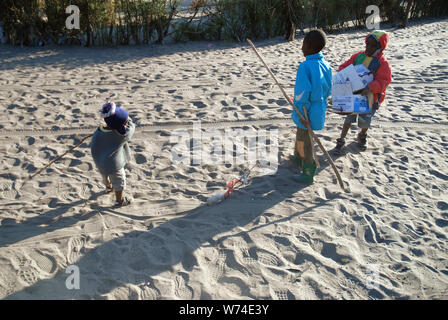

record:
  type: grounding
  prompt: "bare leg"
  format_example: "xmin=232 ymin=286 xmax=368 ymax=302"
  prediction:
xmin=334 ymin=122 xmax=350 ymax=154
xmin=115 ymin=190 xmax=123 ymax=203
xmin=340 ymin=122 xmax=351 ymax=139
xmin=104 ymin=175 xmax=112 ymax=189
xmin=296 ymin=140 xmax=305 ymax=159
xmin=357 ymin=128 xmax=369 ymax=151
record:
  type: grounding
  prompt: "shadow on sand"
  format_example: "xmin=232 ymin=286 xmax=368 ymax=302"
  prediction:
xmin=0 ymin=36 xmax=294 ymax=72
xmin=0 ymin=190 xmax=110 ymax=247
xmin=4 ymin=158 xmax=345 ymax=299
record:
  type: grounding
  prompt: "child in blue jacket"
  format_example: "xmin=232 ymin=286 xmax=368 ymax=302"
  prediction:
xmin=289 ymin=29 xmax=332 ymax=183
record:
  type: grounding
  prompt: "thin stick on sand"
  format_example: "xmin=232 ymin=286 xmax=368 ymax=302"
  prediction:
xmin=247 ymin=39 xmax=344 ymax=190
xmin=19 ymin=133 xmax=94 ymax=190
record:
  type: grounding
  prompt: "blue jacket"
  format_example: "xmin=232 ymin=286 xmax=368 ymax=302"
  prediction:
xmin=292 ymin=53 xmax=332 ymax=130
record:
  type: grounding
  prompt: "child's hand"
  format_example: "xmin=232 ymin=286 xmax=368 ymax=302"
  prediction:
xmin=353 ymin=87 xmax=370 ymax=97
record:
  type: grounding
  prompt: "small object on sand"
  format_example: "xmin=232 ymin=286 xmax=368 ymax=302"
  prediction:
xmin=206 ymin=177 xmax=244 ymax=206
xmin=207 ymin=165 xmax=256 ymax=206
xmin=207 ymin=193 xmax=226 ymax=206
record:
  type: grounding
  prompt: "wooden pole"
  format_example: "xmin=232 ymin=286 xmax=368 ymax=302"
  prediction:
xmin=247 ymin=39 xmax=345 ymax=190
xmin=19 ymin=133 xmax=94 ymax=190
xmin=302 ymin=105 xmax=320 ymax=168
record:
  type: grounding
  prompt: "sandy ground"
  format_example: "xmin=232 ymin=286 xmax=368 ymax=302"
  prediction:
xmin=0 ymin=18 xmax=447 ymax=300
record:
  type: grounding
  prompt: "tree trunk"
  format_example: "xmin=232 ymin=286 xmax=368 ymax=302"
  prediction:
xmin=403 ymin=0 xmax=413 ymax=27
xmin=284 ymin=0 xmax=295 ymax=41
xmin=84 ymin=1 xmax=91 ymax=47
xmin=288 ymin=22 xmax=295 ymax=41
xmin=108 ymin=22 xmax=114 ymax=45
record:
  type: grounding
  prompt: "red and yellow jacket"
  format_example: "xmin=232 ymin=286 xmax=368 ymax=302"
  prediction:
xmin=338 ymin=30 xmax=392 ymax=106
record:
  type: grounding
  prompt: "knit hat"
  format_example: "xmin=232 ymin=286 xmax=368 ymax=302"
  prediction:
xmin=365 ymin=30 xmax=389 ymax=51
xmin=100 ymin=101 xmax=129 ymax=135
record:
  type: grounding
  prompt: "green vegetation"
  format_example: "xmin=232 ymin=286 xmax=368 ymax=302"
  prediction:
xmin=0 ymin=0 xmax=179 ymax=46
xmin=0 ymin=0 xmax=447 ymax=46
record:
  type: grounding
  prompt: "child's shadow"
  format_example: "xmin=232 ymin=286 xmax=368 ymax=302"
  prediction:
xmin=0 ymin=190 xmax=109 ymax=247
xmin=5 ymin=161 xmax=344 ymax=299
xmin=329 ymin=141 xmax=371 ymax=157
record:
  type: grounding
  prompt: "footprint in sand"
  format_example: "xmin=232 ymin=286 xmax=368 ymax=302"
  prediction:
xmin=192 ymin=101 xmax=207 ymax=109
xmin=57 ymin=183 xmax=72 ymax=202
xmin=67 ymin=236 xmax=87 ymax=264
xmin=106 ymin=286 xmax=132 ymax=299
xmin=135 ymin=154 xmax=147 ymax=164
xmin=17 ymin=265 xmax=39 ymax=286
xmin=233 ymin=241 xmax=256 ymax=266
xmin=29 ymin=250 xmax=57 ymax=275
xmin=219 ymin=276 xmax=249 ymax=297
xmin=207 ymin=251 xmax=227 ymax=281
xmin=139 ymin=284 xmax=160 ymax=300
xmin=362 ymin=217 xmax=382 ymax=244
xmin=435 ymin=219 xmax=448 ymax=228
xmin=272 ymin=288 xmax=294 ymax=300
xmin=0 ymin=283 xmax=14 ymax=299
xmin=320 ymin=242 xmax=352 ymax=264
xmin=0 ymin=265 xmax=17 ymax=299
xmin=241 ymin=104 xmax=255 ymax=111
xmin=254 ymin=248 xmax=282 ymax=267
xmin=173 ymin=273 xmax=193 ymax=300
xmin=27 ymin=137 xmax=35 ymax=145
xmin=0 ymin=181 xmax=16 ymax=200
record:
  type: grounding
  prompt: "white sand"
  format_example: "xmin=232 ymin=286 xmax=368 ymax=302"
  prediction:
xmin=0 ymin=18 xmax=447 ymax=300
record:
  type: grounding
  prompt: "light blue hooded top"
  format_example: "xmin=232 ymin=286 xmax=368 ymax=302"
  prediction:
xmin=292 ymin=52 xmax=332 ymax=130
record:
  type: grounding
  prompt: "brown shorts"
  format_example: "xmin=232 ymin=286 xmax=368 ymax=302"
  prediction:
xmin=294 ymin=128 xmax=313 ymax=163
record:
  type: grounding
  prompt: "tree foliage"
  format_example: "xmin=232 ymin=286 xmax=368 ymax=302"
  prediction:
xmin=0 ymin=0 xmax=447 ymax=46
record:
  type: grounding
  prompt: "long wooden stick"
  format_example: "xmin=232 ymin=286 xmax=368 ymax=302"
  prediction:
xmin=247 ymin=39 xmax=344 ymax=190
xmin=19 ymin=133 xmax=94 ymax=190
xmin=302 ymin=105 xmax=319 ymax=168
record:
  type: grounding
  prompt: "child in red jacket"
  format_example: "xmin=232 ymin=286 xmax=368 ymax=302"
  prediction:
xmin=333 ymin=30 xmax=392 ymax=153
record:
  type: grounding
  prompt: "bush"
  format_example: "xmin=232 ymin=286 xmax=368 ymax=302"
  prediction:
xmin=0 ymin=0 xmax=447 ymax=46
xmin=0 ymin=0 xmax=180 ymax=46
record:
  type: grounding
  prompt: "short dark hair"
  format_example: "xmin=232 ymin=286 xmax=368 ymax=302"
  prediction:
xmin=304 ymin=29 xmax=327 ymax=53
